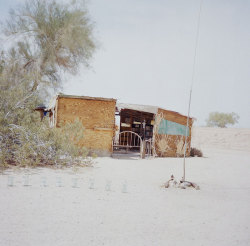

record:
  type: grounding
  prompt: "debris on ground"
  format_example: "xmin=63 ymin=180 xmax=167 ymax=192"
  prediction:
xmin=164 ymin=175 xmax=200 ymax=190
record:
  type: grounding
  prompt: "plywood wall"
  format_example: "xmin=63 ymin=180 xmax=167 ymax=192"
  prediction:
xmin=154 ymin=108 xmax=193 ymax=157
xmin=56 ymin=97 xmax=116 ymax=154
xmin=157 ymin=108 xmax=193 ymax=126
xmin=154 ymin=134 xmax=192 ymax=157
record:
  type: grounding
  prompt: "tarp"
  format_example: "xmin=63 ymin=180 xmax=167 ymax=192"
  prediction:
xmin=158 ymin=119 xmax=189 ymax=136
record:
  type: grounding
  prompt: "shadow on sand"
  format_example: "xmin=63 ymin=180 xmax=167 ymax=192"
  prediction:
xmin=111 ymin=150 xmax=141 ymax=160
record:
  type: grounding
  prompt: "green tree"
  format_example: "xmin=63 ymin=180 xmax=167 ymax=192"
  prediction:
xmin=4 ymin=0 xmax=95 ymax=92
xmin=206 ymin=112 xmax=240 ymax=128
xmin=0 ymin=0 xmax=95 ymax=167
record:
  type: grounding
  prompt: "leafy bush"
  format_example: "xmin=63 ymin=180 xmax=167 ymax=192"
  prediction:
xmin=190 ymin=147 xmax=203 ymax=157
xmin=206 ymin=112 xmax=239 ymax=128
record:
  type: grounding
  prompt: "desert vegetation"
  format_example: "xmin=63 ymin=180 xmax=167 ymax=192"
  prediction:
xmin=190 ymin=147 xmax=203 ymax=157
xmin=206 ymin=112 xmax=239 ymax=128
xmin=0 ymin=0 xmax=95 ymax=168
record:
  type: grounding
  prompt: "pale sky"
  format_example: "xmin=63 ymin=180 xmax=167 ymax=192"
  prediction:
xmin=1 ymin=0 xmax=250 ymax=127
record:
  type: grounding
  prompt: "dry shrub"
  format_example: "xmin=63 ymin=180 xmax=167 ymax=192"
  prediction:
xmin=190 ymin=147 xmax=203 ymax=157
xmin=0 ymin=118 xmax=92 ymax=168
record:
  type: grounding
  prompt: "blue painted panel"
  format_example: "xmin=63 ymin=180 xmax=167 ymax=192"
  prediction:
xmin=158 ymin=119 xmax=189 ymax=136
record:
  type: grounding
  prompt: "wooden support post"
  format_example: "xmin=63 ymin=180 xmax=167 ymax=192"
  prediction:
xmin=141 ymin=140 xmax=146 ymax=159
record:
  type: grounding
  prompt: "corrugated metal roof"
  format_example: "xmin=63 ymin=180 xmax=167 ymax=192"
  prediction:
xmin=117 ymin=102 xmax=193 ymax=119
xmin=117 ymin=103 xmax=158 ymax=114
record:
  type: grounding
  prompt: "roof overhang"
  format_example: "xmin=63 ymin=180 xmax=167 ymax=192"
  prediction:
xmin=117 ymin=103 xmax=158 ymax=114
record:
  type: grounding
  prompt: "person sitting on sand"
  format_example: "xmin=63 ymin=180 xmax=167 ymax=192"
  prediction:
xmin=164 ymin=175 xmax=178 ymax=188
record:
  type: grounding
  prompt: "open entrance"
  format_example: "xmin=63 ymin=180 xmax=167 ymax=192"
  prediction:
xmin=113 ymin=108 xmax=155 ymax=157
xmin=120 ymin=108 xmax=154 ymax=140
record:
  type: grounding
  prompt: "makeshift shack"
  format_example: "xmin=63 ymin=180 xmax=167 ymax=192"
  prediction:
xmin=38 ymin=94 xmax=193 ymax=158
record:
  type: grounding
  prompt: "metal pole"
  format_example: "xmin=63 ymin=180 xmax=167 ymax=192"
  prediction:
xmin=183 ymin=0 xmax=203 ymax=181
xmin=183 ymin=89 xmax=192 ymax=181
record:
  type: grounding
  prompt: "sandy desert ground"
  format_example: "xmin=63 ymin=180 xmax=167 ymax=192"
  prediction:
xmin=0 ymin=127 xmax=249 ymax=246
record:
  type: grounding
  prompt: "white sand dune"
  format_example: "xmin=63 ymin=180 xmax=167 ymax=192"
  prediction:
xmin=0 ymin=127 xmax=249 ymax=246
xmin=192 ymin=127 xmax=250 ymax=152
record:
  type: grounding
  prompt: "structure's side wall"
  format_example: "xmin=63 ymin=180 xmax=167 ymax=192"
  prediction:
xmin=56 ymin=97 xmax=116 ymax=154
xmin=157 ymin=108 xmax=193 ymax=126
xmin=154 ymin=108 xmax=193 ymax=157
xmin=79 ymin=129 xmax=114 ymax=155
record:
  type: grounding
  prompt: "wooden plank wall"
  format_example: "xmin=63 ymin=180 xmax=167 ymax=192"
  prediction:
xmin=157 ymin=108 xmax=193 ymax=126
xmin=154 ymin=108 xmax=193 ymax=157
xmin=56 ymin=97 xmax=116 ymax=154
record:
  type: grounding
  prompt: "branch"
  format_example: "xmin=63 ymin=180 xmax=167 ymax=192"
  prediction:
xmin=4 ymin=91 xmax=36 ymax=120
